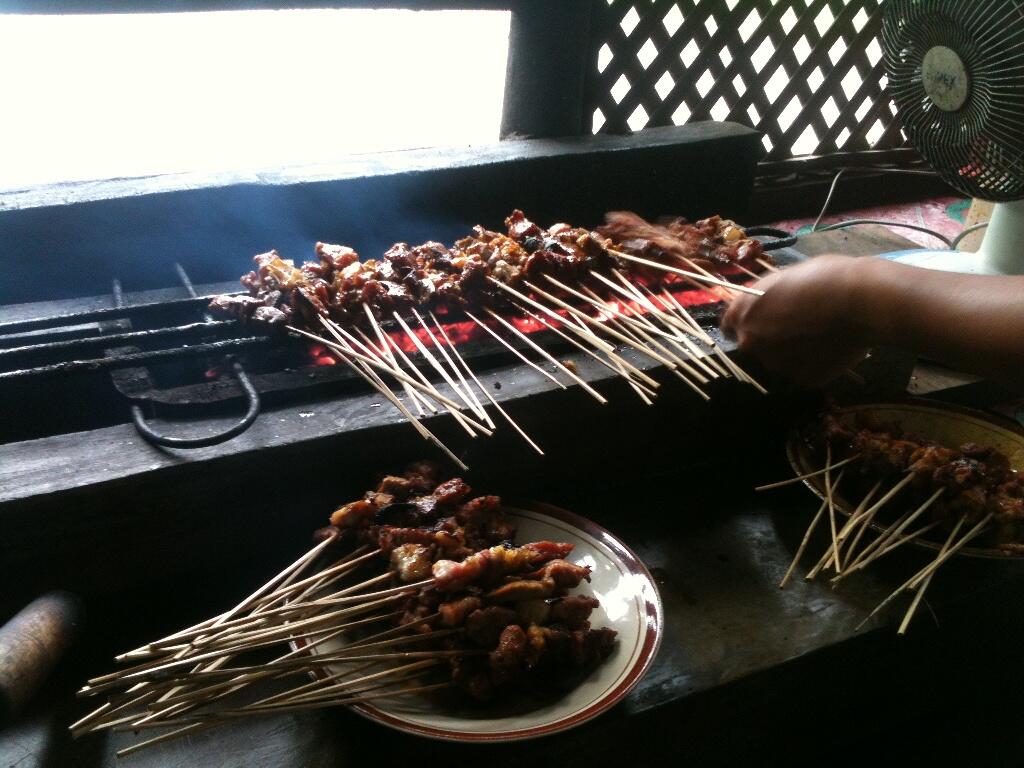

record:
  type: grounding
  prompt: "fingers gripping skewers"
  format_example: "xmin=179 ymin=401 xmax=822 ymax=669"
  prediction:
xmin=210 ymin=210 xmax=772 ymax=462
xmin=761 ymin=407 xmax=1024 ymax=633
xmin=75 ymin=462 xmax=619 ymax=753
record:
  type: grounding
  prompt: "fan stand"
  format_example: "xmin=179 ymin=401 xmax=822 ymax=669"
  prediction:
xmin=888 ymin=200 xmax=1024 ymax=275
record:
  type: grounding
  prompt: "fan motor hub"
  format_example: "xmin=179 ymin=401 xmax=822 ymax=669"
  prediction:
xmin=921 ymin=45 xmax=969 ymax=111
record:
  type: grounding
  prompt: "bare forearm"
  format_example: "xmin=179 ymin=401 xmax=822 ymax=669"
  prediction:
xmin=857 ymin=259 xmax=1024 ymax=390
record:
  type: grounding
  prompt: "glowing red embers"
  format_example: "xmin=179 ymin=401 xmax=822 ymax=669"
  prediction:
xmin=307 ymin=343 xmax=337 ymax=367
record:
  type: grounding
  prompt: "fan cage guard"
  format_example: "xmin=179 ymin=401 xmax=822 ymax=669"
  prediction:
xmin=883 ymin=0 xmax=1024 ymax=201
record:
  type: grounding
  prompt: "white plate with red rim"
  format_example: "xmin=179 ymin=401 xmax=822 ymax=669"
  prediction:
xmin=292 ymin=500 xmax=663 ymax=742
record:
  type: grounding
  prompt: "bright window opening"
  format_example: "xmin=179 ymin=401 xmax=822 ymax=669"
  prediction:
xmin=0 ymin=9 xmax=511 ymax=191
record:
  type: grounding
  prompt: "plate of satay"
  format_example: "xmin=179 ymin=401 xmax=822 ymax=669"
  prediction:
xmin=302 ymin=498 xmax=664 ymax=742
xmin=74 ymin=462 xmax=663 ymax=753
xmin=759 ymin=400 xmax=1024 ymax=633
xmin=783 ymin=400 xmax=1024 ymax=559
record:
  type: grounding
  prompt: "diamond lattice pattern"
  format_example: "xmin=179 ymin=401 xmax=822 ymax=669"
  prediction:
xmin=587 ymin=0 xmax=904 ymax=160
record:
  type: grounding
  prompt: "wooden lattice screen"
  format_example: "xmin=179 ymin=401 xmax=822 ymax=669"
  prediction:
xmin=586 ymin=0 xmax=908 ymax=163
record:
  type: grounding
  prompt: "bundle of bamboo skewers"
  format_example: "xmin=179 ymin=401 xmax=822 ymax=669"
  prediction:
xmin=72 ymin=536 xmax=452 ymax=757
xmin=286 ymin=258 xmax=768 ymax=469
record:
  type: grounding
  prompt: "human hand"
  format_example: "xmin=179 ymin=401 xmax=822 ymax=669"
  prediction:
xmin=720 ymin=255 xmax=871 ymax=387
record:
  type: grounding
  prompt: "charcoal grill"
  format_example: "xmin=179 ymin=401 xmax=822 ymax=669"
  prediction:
xmin=0 ymin=121 xmax=794 ymax=617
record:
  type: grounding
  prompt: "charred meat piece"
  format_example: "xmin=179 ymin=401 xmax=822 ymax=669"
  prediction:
xmin=570 ymin=627 xmax=618 ymax=666
xmin=597 ymin=210 xmax=767 ymax=273
xmin=489 ymin=624 xmax=529 ymax=684
xmin=330 ymin=499 xmax=377 ymax=529
xmin=486 ymin=578 xmax=556 ymax=603
xmin=433 ymin=478 xmax=473 ymax=506
xmin=549 ymin=595 xmax=600 ymax=630
xmin=432 ymin=542 xmax=564 ymax=592
xmin=465 ymin=606 xmax=520 ymax=647
xmin=390 ymin=544 xmax=432 ymax=582
xmin=524 ymin=559 xmax=592 ymax=588
xmin=439 ymin=596 xmax=483 ymax=628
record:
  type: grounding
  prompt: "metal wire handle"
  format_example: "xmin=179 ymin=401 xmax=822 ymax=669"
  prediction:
xmin=743 ymin=226 xmax=797 ymax=251
xmin=131 ymin=360 xmax=260 ymax=449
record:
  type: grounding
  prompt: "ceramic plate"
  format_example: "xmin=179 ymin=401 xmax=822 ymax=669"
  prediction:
xmin=786 ymin=400 xmax=1024 ymax=559
xmin=294 ymin=501 xmax=662 ymax=741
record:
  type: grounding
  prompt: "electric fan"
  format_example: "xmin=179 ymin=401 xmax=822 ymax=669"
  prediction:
xmin=882 ymin=0 xmax=1024 ymax=274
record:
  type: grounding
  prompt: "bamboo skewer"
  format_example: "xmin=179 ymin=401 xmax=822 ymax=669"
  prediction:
xmin=308 ymin=321 xmax=491 ymax=432
xmin=626 ymin=284 xmax=723 ymax=382
xmin=520 ymin=279 xmax=678 ymax=368
xmin=840 ymin=482 xmax=883 ymax=569
xmin=858 ymin=514 xmax=992 ymax=630
xmin=607 ymin=248 xmax=765 ymax=296
xmin=595 ymin=302 xmax=710 ymax=401
xmin=295 ymin=324 xmax=467 ymax=469
xmin=392 ymin=311 xmax=489 ymax=426
xmin=482 ymin=307 xmax=607 ymax=404
xmin=824 ymin=445 xmax=841 ymax=573
xmin=334 ymin=316 xmax=482 ymax=439
xmin=511 ymin=301 xmax=656 ymax=398
xmin=652 ymin=287 xmax=767 ymax=390
xmin=119 ymin=682 xmax=456 ymax=731
xmin=907 ymin=513 xmax=993 ymax=590
xmin=780 ymin=497 xmax=829 ymax=589
xmin=320 ymin=318 xmax=445 ymax=435
xmin=839 ymin=474 xmax=918 ymax=573
xmin=485 ymin=277 xmax=660 ymax=388
xmin=755 ymin=455 xmax=863 ymax=491
xmin=898 ymin=520 xmax=963 ymax=635
xmin=427 ymin=312 xmax=493 ymax=427
xmin=576 ymin=283 xmax=711 ymax=389
xmin=431 ymin=313 xmax=544 ymax=455
xmin=834 ymin=488 xmax=945 ymax=583
xmin=411 ymin=307 xmax=491 ymax=424
xmin=464 ymin=310 xmax=566 ymax=389
xmin=361 ymin=306 xmax=432 ymax=416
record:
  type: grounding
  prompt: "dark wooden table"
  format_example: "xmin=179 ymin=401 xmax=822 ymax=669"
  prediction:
xmin=4 ymin=227 xmax=1024 ymax=767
